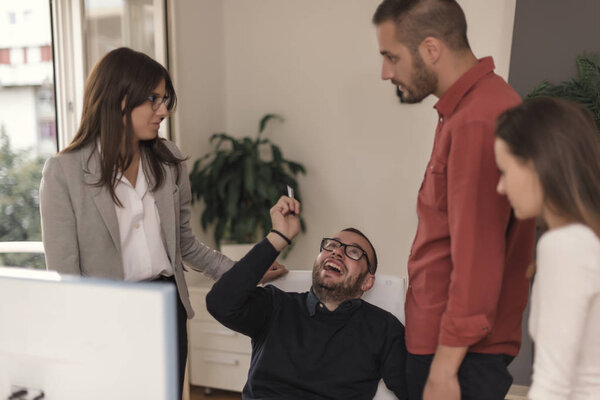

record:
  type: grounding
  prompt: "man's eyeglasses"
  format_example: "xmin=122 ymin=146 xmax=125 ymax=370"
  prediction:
xmin=320 ymin=238 xmax=373 ymax=274
xmin=147 ymin=94 xmax=170 ymax=111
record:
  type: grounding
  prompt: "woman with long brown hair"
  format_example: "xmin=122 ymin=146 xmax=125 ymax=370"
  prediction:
xmin=494 ymin=97 xmax=600 ymax=399
xmin=39 ymin=47 xmax=285 ymax=396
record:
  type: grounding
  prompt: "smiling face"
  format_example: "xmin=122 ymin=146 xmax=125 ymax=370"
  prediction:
xmin=128 ymin=78 xmax=168 ymax=144
xmin=312 ymin=230 xmax=375 ymax=304
xmin=495 ymin=138 xmax=544 ymax=220
xmin=376 ymin=20 xmax=437 ymax=104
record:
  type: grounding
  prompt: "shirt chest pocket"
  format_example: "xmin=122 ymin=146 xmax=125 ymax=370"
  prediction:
xmin=419 ymin=160 xmax=448 ymax=212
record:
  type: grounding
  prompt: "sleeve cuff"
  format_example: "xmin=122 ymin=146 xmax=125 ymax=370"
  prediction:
xmin=439 ymin=313 xmax=492 ymax=346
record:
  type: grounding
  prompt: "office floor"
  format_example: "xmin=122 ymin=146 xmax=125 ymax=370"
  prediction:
xmin=190 ymin=386 xmax=240 ymax=400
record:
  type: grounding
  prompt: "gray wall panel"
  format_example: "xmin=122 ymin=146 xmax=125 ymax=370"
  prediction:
xmin=509 ymin=0 xmax=600 ymax=97
xmin=507 ymin=0 xmax=599 ymax=386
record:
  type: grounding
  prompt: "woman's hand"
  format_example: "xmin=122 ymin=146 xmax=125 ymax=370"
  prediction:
xmin=259 ymin=261 xmax=289 ymax=284
xmin=266 ymin=196 xmax=301 ymax=251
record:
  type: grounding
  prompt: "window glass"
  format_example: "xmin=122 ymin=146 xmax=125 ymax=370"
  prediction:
xmin=0 ymin=0 xmax=55 ymax=268
xmin=84 ymin=0 xmax=158 ymax=72
xmin=82 ymin=0 xmax=169 ymax=138
xmin=0 ymin=0 xmax=168 ymax=269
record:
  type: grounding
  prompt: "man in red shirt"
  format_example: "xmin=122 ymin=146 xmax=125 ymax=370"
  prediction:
xmin=372 ymin=1 xmax=536 ymax=399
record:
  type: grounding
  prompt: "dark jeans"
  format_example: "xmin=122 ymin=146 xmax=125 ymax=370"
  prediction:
xmin=406 ymin=352 xmax=514 ymax=400
xmin=154 ymin=275 xmax=188 ymax=400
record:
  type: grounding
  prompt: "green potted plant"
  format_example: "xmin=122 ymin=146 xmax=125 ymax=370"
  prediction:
xmin=189 ymin=114 xmax=306 ymax=258
xmin=526 ymin=53 xmax=599 ymax=130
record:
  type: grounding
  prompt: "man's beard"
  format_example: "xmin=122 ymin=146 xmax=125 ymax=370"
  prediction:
xmin=395 ymin=51 xmax=438 ymax=104
xmin=311 ymin=260 xmax=368 ymax=304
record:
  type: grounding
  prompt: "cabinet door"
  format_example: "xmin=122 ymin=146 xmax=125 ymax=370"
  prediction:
xmin=189 ymin=320 xmax=251 ymax=354
xmin=188 ymin=286 xmax=251 ymax=391
xmin=189 ymin=348 xmax=251 ymax=391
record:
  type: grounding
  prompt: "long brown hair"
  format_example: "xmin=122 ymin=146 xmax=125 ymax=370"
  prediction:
xmin=496 ymin=97 xmax=600 ymax=238
xmin=63 ymin=47 xmax=184 ymax=205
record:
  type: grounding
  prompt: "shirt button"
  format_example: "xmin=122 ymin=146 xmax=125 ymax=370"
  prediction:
xmin=135 ymin=223 xmax=140 ymax=229
xmin=482 ymin=326 xmax=489 ymax=331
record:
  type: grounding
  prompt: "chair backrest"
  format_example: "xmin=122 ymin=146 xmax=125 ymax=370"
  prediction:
xmin=269 ymin=270 xmax=405 ymax=323
xmin=268 ymin=270 xmax=405 ymax=400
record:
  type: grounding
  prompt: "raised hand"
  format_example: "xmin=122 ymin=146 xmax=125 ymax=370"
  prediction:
xmin=267 ymin=196 xmax=301 ymax=251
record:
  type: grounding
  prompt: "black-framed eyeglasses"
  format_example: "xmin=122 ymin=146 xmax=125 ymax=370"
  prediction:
xmin=146 ymin=94 xmax=170 ymax=111
xmin=320 ymin=238 xmax=373 ymax=274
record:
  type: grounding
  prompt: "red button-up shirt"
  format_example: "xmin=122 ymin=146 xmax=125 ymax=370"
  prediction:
xmin=405 ymin=57 xmax=536 ymax=356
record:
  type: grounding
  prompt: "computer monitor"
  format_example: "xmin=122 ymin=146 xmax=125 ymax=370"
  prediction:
xmin=0 ymin=267 xmax=178 ymax=400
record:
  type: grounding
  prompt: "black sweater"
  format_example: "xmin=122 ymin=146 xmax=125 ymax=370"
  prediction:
xmin=206 ymin=239 xmax=407 ymax=400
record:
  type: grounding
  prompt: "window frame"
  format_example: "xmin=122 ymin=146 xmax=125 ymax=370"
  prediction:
xmin=50 ymin=0 xmax=170 ymax=151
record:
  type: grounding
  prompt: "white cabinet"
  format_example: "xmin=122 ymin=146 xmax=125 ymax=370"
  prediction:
xmin=187 ymin=285 xmax=251 ymax=392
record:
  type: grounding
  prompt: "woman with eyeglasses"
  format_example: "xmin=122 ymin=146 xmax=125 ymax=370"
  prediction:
xmin=494 ymin=97 xmax=600 ymax=399
xmin=39 ymin=47 xmax=286 ymax=396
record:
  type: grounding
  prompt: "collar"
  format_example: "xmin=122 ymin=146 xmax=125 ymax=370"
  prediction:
xmin=306 ymin=287 xmax=362 ymax=316
xmin=93 ymin=140 xmax=149 ymax=194
xmin=116 ymin=156 xmax=148 ymax=197
xmin=434 ymin=56 xmax=495 ymax=118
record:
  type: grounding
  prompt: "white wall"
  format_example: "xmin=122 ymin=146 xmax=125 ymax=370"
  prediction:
xmin=169 ymin=0 xmax=227 ymax=251
xmin=172 ymin=0 xmax=517 ymax=277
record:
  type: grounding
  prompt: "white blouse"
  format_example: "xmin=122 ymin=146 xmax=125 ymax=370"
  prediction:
xmin=114 ymin=158 xmax=173 ymax=281
xmin=529 ymin=223 xmax=600 ymax=400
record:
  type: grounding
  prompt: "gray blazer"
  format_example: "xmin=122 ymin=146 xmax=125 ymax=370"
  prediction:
xmin=39 ymin=140 xmax=234 ymax=318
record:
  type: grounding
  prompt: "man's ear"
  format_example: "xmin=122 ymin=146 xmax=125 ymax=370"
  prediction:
xmin=419 ymin=36 xmax=442 ymax=65
xmin=361 ymin=274 xmax=375 ymax=293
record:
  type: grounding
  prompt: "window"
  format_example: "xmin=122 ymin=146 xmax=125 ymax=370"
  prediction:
xmin=81 ymin=0 xmax=169 ymax=139
xmin=0 ymin=2 xmax=54 ymax=269
xmin=0 ymin=0 xmax=169 ymax=269
xmin=84 ymin=0 xmax=163 ymax=70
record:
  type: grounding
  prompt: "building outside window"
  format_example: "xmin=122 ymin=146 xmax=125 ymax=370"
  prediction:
xmin=0 ymin=0 xmax=168 ymax=269
xmin=0 ymin=0 xmax=55 ymax=269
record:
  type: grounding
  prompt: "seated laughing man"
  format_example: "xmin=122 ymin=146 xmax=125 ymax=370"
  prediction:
xmin=206 ymin=196 xmax=407 ymax=400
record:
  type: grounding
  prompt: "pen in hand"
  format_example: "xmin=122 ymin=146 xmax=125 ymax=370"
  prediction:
xmin=287 ymin=185 xmax=296 ymax=215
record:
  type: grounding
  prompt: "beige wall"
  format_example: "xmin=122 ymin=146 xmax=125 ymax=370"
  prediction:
xmin=171 ymin=0 xmax=517 ymax=277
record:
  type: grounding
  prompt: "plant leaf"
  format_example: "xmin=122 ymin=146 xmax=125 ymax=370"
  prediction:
xmin=258 ymin=113 xmax=284 ymax=135
xmin=189 ymin=113 xmax=308 ymax=245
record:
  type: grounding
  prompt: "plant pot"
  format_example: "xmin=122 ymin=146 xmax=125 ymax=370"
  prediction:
xmin=220 ymin=243 xmax=255 ymax=262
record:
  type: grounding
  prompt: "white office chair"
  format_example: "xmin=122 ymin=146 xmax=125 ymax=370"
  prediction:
xmin=269 ymin=270 xmax=406 ymax=400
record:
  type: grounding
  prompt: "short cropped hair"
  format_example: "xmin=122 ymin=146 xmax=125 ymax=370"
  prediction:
xmin=372 ymin=0 xmax=470 ymax=52
xmin=342 ymin=228 xmax=378 ymax=274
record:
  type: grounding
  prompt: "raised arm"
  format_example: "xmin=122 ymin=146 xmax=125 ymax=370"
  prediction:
xmin=206 ymin=196 xmax=301 ymax=337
